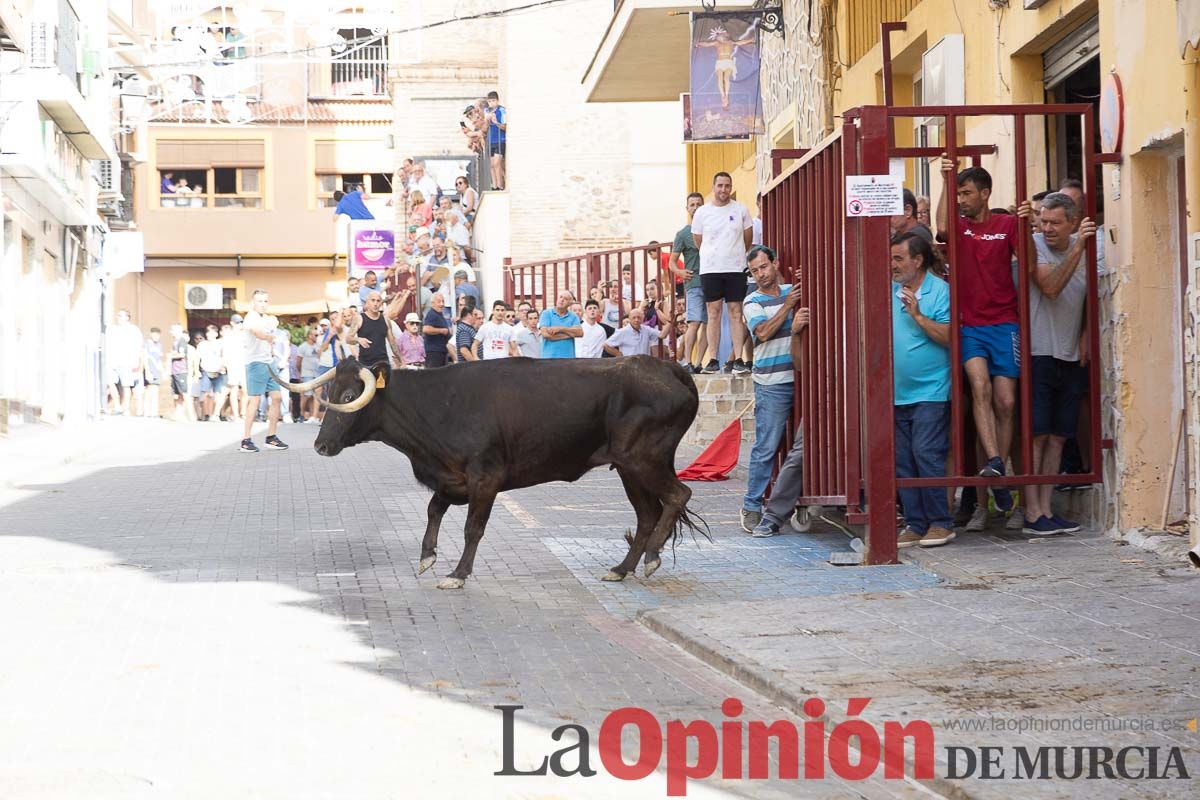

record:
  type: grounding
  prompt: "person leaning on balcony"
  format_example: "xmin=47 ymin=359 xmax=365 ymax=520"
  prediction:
xmin=737 ymin=246 xmax=801 ymax=534
xmin=936 ymin=157 xmax=1018 ymax=519
xmin=890 ymin=233 xmax=956 ymax=549
xmin=1016 ymin=191 xmax=1095 ymax=536
xmin=334 ymin=185 xmax=374 ymax=220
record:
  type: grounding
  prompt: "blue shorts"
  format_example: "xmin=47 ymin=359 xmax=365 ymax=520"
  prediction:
xmin=245 ymin=361 xmax=280 ymax=396
xmin=1032 ymin=356 xmax=1086 ymax=438
xmin=685 ymin=286 xmax=708 ymax=323
xmin=961 ymin=323 xmax=1020 ymax=378
xmin=199 ymin=371 xmax=227 ymax=394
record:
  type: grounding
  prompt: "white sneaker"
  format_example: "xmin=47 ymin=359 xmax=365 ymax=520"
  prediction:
xmin=965 ymin=504 xmax=989 ymax=532
xmin=1005 ymin=505 xmax=1025 ymax=531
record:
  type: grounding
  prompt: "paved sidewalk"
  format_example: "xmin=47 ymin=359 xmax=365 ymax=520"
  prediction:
xmin=640 ymin=524 xmax=1200 ymax=799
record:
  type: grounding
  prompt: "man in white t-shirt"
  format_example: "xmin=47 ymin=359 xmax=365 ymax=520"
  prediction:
xmin=689 ymin=171 xmax=753 ymax=375
xmin=603 ymin=307 xmax=665 ymax=357
xmin=576 ymin=299 xmax=608 ymax=358
xmin=221 ymin=317 xmax=246 ymax=421
xmin=474 ymin=302 xmax=519 ymax=359
xmin=106 ymin=309 xmax=145 ymax=415
xmin=239 ymin=289 xmax=288 ymax=454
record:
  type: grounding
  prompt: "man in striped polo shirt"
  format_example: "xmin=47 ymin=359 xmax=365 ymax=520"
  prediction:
xmin=739 ymin=246 xmax=804 ymax=533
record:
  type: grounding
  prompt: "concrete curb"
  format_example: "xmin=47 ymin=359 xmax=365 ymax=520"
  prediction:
xmin=636 ymin=608 xmax=976 ymax=800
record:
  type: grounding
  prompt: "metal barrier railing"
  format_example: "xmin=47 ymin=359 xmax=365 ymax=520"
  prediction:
xmin=760 ymin=129 xmax=861 ymax=514
xmin=504 ymin=243 xmax=679 ymax=358
xmin=761 ymin=103 xmax=1106 ymax=566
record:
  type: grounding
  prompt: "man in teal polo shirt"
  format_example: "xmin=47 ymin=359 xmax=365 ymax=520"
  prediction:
xmin=538 ymin=291 xmax=583 ymax=358
xmin=891 ymin=232 xmax=954 ymax=548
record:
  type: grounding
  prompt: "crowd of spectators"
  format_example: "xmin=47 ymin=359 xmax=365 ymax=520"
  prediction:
xmin=877 ymin=162 xmax=1102 ymax=548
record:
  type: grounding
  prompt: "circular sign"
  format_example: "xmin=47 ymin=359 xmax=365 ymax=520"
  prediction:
xmin=1100 ymin=73 xmax=1123 ymax=154
xmin=848 ymin=199 xmax=864 ymax=215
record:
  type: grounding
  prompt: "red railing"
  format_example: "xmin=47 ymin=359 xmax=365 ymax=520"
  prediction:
xmin=760 ymin=129 xmax=860 ymax=513
xmin=503 ymin=243 xmax=680 ymax=358
xmin=761 ymin=103 xmax=1106 ymax=566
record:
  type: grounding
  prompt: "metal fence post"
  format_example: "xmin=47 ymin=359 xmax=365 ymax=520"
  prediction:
xmin=503 ymin=257 xmax=513 ymax=306
xmin=856 ymin=105 xmax=898 ymax=566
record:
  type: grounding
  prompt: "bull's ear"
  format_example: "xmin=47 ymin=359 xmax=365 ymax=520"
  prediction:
xmin=370 ymin=362 xmax=390 ymax=389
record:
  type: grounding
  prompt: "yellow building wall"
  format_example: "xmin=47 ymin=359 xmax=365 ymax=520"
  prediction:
xmin=1097 ymin=3 xmax=1200 ymax=540
xmin=686 ymin=141 xmax=759 ymax=215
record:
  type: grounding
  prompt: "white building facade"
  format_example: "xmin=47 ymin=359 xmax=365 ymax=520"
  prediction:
xmin=0 ymin=0 xmax=121 ymax=431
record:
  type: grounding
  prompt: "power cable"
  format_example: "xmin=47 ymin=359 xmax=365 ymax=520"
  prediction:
xmin=109 ymin=0 xmax=585 ymax=72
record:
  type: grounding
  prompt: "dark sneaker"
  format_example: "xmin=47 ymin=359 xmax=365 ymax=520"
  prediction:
xmin=751 ymin=520 xmax=782 ymax=538
xmin=239 ymin=439 xmax=260 ymax=453
xmin=730 ymin=358 xmax=751 ymax=375
xmin=701 ymin=359 xmax=720 ymax=374
xmin=1022 ymin=516 xmax=1062 ymax=536
xmin=740 ymin=509 xmax=763 ymax=533
xmin=979 ymin=456 xmax=1004 ymax=478
xmin=1050 ymin=514 xmax=1081 ymax=533
xmin=919 ymin=526 xmax=957 ymax=547
xmin=264 ymin=435 xmax=289 ymax=450
xmin=992 ymin=485 xmax=1014 ymax=514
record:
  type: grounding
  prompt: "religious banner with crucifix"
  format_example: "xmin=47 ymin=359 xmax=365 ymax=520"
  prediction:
xmin=687 ymin=11 xmax=766 ymax=141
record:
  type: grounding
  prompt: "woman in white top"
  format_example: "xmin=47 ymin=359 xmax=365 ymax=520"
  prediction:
xmin=456 ymin=177 xmax=478 ymax=222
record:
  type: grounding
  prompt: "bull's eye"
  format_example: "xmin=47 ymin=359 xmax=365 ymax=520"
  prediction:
xmin=342 ymin=392 xmax=355 ymax=403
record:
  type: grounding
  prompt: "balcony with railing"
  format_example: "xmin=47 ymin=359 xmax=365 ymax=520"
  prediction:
xmin=307 ymin=33 xmax=389 ymax=98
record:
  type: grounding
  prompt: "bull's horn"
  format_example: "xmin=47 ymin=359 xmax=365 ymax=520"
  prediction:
xmin=322 ymin=367 xmax=377 ymax=413
xmin=269 ymin=367 xmax=335 ymax=393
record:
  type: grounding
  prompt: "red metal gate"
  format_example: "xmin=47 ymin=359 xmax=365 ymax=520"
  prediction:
xmin=504 ymin=243 xmax=680 ymax=357
xmin=762 ymin=104 xmax=1105 ymax=565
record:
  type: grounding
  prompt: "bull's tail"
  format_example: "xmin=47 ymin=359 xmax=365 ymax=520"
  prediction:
xmin=669 ymin=497 xmax=711 ymax=555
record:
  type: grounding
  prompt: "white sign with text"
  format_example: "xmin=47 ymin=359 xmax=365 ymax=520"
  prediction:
xmin=845 ymin=175 xmax=904 ymax=217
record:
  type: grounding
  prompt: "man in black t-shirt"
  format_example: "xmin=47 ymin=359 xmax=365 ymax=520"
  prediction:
xmin=355 ymin=291 xmax=400 ymax=369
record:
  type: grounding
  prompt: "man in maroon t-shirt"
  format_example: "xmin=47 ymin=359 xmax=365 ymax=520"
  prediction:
xmin=938 ymin=159 xmax=1024 ymax=513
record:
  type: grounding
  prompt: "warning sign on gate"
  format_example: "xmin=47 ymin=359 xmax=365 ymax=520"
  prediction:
xmin=845 ymin=175 xmax=904 ymax=217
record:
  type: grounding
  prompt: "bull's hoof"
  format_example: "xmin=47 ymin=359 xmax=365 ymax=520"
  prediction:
xmin=643 ymin=559 xmax=662 ymax=578
xmin=600 ymin=570 xmax=626 ymax=582
xmin=436 ymin=577 xmax=466 ymax=590
xmin=418 ymin=555 xmax=437 ymax=575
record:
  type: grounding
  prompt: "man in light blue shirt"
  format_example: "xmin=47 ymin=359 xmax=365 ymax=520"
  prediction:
xmin=890 ymin=232 xmax=954 ymax=548
xmin=538 ymin=291 xmax=582 ymax=359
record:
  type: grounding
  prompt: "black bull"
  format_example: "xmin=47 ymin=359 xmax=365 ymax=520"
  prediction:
xmin=312 ymin=356 xmax=707 ymax=589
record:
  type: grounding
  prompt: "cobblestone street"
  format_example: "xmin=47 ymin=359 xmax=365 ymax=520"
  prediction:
xmin=0 ymin=419 xmax=941 ymax=800
xmin=3 ymin=419 xmax=1197 ymax=799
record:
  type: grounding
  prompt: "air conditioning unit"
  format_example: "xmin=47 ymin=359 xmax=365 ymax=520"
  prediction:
xmin=184 ymin=283 xmax=224 ymax=310
xmin=97 ymin=159 xmax=122 ymax=199
xmin=28 ymin=22 xmax=56 ymax=68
